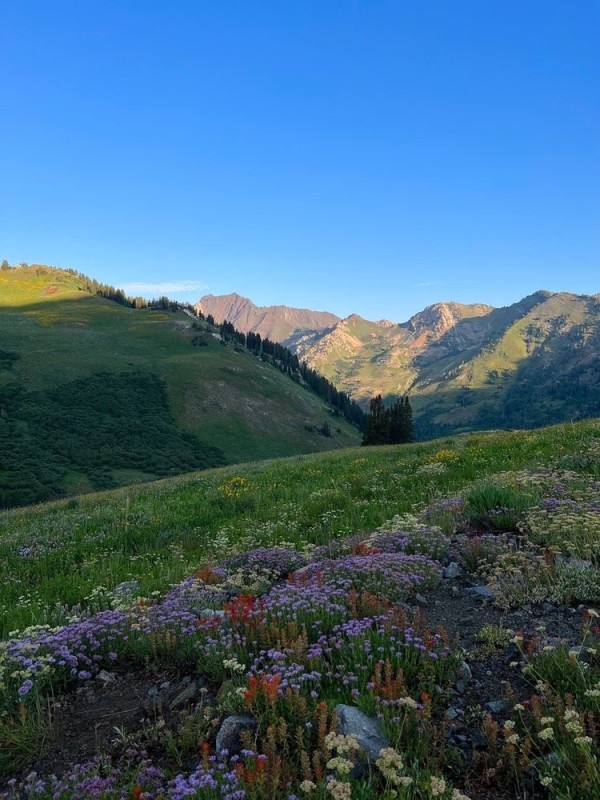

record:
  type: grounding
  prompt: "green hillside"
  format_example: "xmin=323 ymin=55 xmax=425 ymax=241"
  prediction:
xmin=0 ymin=265 xmax=361 ymax=506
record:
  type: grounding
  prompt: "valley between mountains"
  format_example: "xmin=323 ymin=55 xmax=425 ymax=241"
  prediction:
xmin=198 ymin=290 xmax=600 ymax=439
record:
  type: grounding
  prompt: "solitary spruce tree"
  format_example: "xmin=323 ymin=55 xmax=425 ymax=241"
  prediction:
xmin=363 ymin=395 xmax=414 ymax=445
xmin=361 ymin=395 xmax=388 ymax=445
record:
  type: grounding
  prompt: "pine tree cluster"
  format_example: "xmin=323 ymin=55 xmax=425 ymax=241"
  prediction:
xmin=361 ymin=395 xmax=414 ymax=445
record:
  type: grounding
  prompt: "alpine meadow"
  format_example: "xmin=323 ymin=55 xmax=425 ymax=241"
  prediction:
xmin=2 ymin=2 xmax=599 ymax=799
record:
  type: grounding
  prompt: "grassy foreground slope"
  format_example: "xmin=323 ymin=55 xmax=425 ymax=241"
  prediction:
xmin=0 ymin=266 xmax=361 ymax=506
xmin=1 ymin=418 xmax=597 ymax=635
xmin=1 ymin=418 xmax=600 ymax=798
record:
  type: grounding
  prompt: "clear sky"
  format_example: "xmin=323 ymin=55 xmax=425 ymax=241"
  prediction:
xmin=1 ymin=1 xmax=599 ymax=322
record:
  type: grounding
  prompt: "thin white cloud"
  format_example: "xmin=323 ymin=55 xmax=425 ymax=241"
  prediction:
xmin=417 ymin=281 xmax=442 ymax=287
xmin=120 ymin=280 xmax=208 ymax=296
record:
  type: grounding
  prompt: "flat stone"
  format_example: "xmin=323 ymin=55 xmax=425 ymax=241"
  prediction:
xmin=96 ymin=670 xmax=116 ymax=684
xmin=215 ymin=714 xmax=257 ymax=755
xmin=113 ymin=580 xmax=140 ymax=598
xmin=485 ymin=700 xmax=508 ymax=714
xmin=414 ymin=593 xmax=429 ymax=607
xmin=467 ymin=586 xmax=495 ymax=600
xmin=456 ymin=661 xmax=472 ymax=683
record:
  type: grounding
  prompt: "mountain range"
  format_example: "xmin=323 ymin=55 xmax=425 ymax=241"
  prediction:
xmin=198 ymin=289 xmax=600 ymax=438
xmin=195 ymin=293 xmax=340 ymax=342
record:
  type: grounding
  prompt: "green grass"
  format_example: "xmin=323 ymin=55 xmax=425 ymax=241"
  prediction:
xmin=1 ymin=418 xmax=597 ymax=637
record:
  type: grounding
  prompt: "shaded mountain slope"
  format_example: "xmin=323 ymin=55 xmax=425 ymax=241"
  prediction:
xmin=0 ymin=266 xmax=361 ymax=507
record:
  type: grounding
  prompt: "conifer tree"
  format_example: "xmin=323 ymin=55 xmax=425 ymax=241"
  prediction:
xmin=362 ymin=395 xmax=388 ymax=445
xmin=399 ymin=396 xmax=414 ymax=443
xmin=388 ymin=398 xmax=404 ymax=444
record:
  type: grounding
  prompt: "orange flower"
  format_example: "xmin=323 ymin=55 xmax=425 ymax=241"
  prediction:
xmin=244 ymin=673 xmax=282 ymax=706
xmin=224 ymin=594 xmax=258 ymax=624
xmin=195 ymin=567 xmax=222 ymax=584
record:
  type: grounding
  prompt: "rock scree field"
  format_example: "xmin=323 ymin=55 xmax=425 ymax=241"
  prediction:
xmin=1 ymin=419 xmax=600 ymax=799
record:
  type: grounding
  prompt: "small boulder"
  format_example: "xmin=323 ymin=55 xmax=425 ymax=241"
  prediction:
xmin=169 ymin=680 xmax=199 ymax=710
xmin=215 ymin=714 xmax=257 ymax=755
xmin=335 ymin=704 xmax=391 ymax=763
xmin=443 ymin=562 xmax=462 ymax=579
xmin=485 ymin=700 xmax=508 ymax=714
xmin=113 ymin=580 xmax=140 ymax=599
xmin=96 ymin=670 xmax=116 ymax=684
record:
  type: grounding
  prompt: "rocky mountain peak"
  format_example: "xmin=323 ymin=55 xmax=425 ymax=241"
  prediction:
xmin=407 ymin=302 xmax=493 ymax=338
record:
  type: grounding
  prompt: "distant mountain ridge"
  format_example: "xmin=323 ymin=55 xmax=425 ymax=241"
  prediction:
xmin=196 ymin=289 xmax=600 ymax=438
xmin=195 ymin=293 xmax=340 ymax=342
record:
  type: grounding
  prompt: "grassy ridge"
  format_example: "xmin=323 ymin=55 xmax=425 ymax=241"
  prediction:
xmin=0 ymin=266 xmax=361 ymax=506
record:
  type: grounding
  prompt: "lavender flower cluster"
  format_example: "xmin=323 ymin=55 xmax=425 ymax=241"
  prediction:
xmin=223 ymin=547 xmax=306 ymax=579
xmin=299 ymin=552 xmax=441 ymax=602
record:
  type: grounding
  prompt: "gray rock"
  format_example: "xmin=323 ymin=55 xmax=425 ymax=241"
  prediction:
xmin=443 ymin=562 xmax=462 ymax=579
xmin=335 ymin=704 xmax=391 ymax=763
xmin=113 ymin=580 xmax=140 ymax=598
xmin=455 ymin=680 xmax=467 ymax=694
xmin=467 ymin=585 xmax=495 ymax=600
xmin=215 ymin=714 xmax=257 ymax=755
xmin=169 ymin=680 xmax=199 ymax=710
xmin=485 ymin=700 xmax=508 ymax=714
xmin=445 ymin=707 xmax=462 ymax=720
xmin=451 ymin=586 xmax=460 ymax=597
xmin=456 ymin=661 xmax=472 ymax=683
xmin=199 ymin=608 xmax=226 ymax=620
xmin=414 ymin=593 xmax=429 ymax=607
xmin=470 ymin=731 xmax=488 ymax=750
xmin=96 ymin=669 xmax=116 ymax=684
xmin=557 ymin=556 xmax=593 ymax=570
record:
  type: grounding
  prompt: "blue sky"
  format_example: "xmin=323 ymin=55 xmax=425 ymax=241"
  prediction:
xmin=1 ymin=1 xmax=598 ymax=322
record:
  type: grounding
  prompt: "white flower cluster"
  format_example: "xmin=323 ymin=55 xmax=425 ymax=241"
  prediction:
xmin=222 ymin=657 xmax=246 ymax=673
xmin=375 ymin=748 xmax=413 ymax=788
